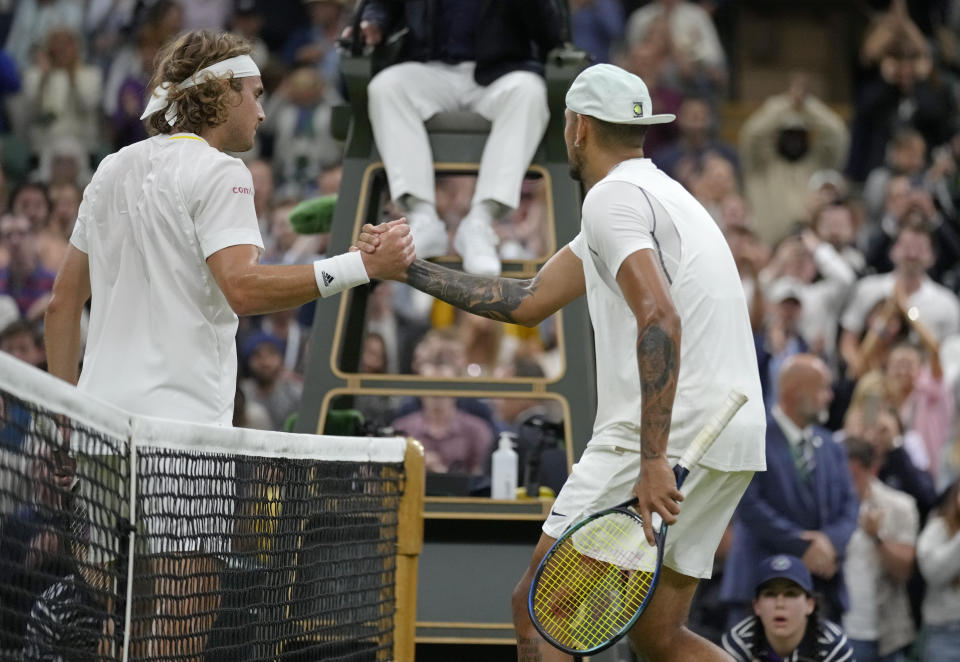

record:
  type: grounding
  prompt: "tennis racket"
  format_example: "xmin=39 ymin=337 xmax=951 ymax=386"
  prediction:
xmin=527 ymin=389 xmax=749 ymax=655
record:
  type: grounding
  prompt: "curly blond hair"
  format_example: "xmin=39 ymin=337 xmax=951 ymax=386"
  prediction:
xmin=146 ymin=30 xmax=252 ymax=136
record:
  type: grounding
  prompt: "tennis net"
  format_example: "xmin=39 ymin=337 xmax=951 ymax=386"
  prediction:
xmin=0 ymin=352 xmax=423 ymax=661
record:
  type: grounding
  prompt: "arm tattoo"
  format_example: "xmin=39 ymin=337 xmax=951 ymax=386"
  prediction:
xmin=517 ymin=637 xmax=544 ymax=662
xmin=404 ymin=259 xmax=535 ymax=323
xmin=637 ymin=323 xmax=679 ymax=460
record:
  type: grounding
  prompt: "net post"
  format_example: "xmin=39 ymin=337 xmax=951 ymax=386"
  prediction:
xmin=121 ymin=427 xmax=137 ymax=662
xmin=394 ymin=438 xmax=424 ymax=662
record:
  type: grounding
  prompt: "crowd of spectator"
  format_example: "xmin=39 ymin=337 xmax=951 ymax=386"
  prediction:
xmin=1 ymin=0 xmax=960 ymax=659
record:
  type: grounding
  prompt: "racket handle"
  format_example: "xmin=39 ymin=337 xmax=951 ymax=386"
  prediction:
xmin=609 ymin=391 xmax=746 ymax=508
xmin=676 ymin=390 xmax=748 ymax=473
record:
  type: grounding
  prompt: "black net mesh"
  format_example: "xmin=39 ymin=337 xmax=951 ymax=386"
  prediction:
xmin=1 ymin=379 xmax=405 ymax=661
xmin=0 ymin=389 xmax=128 ymax=661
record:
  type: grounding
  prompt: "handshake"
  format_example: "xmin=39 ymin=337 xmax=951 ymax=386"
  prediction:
xmin=351 ymin=218 xmax=417 ymax=282
xmin=290 ymin=195 xmax=418 ymax=285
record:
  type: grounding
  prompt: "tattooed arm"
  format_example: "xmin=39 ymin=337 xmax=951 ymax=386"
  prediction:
xmin=399 ymin=244 xmax=586 ymax=327
xmin=618 ymin=248 xmax=684 ymax=546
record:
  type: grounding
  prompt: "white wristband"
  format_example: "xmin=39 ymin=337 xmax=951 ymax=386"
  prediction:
xmin=313 ymin=251 xmax=370 ymax=298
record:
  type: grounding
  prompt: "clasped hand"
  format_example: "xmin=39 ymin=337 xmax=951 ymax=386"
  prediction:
xmin=351 ymin=219 xmax=415 ymax=281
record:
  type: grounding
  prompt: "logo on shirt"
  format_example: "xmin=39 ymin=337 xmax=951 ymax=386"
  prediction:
xmin=321 ymin=270 xmax=335 ymax=286
xmin=632 ymin=101 xmax=644 ymax=118
xmin=232 ymin=186 xmax=253 ymax=195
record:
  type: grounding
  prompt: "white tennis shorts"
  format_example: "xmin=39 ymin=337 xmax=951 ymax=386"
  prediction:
xmin=542 ymin=444 xmax=754 ymax=579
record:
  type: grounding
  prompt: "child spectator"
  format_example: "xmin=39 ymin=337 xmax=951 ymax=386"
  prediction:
xmin=0 ymin=319 xmax=45 ymax=368
xmin=722 ymin=554 xmax=854 ymax=662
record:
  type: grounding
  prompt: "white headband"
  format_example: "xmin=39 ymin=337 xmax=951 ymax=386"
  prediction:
xmin=140 ymin=54 xmax=261 ymax=125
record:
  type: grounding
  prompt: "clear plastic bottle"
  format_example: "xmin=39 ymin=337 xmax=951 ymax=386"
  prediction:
xmin=491 ymin=432 xmax=518 ymax=500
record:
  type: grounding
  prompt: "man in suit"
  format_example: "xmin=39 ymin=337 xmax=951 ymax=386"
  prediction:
xmin=721 ymin=353 xmax=859 ymax=622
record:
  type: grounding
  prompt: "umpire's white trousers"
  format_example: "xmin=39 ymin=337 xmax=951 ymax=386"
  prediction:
xmin=367 ymin=61 xmax=549 ymax=210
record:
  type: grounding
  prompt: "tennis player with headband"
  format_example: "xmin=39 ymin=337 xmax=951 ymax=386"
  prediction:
xmin=45 ymin=30 xmax=413 ymax=423
xmin=357 ymin=63 xmax=767 ymax=661
xmin=43 ymin=30 xmax=413 ymax=660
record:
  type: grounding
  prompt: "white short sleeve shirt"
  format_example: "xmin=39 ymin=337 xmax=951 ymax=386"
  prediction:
xmin=569 ymin=159 xmax=766 ymax=471
xmin=71 ymin=134 xmax=264 ymax=425
xmin=579 ymin=180 xmax=681 ymax=288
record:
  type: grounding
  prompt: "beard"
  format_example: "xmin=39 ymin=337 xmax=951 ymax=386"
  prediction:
xmin=566 ymin=142 xmax=584 ymax=181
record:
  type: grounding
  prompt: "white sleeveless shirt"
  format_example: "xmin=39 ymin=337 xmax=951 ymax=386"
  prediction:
xmin=569 ymin=158 xmax=765 ymax=471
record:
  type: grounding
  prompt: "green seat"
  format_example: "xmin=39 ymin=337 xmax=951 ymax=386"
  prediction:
xmin=1 ymin=135 xmax=33 ymax=185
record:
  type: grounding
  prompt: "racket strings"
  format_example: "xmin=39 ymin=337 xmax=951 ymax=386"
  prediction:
xmin=532 ymin=512 xmax=656 ymax=651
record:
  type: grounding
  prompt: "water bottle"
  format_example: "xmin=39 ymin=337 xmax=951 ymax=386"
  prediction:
xmin=491 ymin=432 xmax=518 ymax=500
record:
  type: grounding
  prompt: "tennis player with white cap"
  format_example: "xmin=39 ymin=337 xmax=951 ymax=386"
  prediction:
xmin=43 ymin=30 xmax=414 ymax=660
xmin=357 ymin=62 xmax=766 ymax=661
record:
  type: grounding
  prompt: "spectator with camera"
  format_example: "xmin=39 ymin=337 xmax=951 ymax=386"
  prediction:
xmin=740 ymin=72 xmax=849 ymax=246
xmin=841 ymin=223 xmax=960 ymax=375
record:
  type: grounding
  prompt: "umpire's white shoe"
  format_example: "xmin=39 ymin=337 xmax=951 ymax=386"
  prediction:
xmin=454 ymin=215 xmax=501 ymax=276
xmin=406 ymin=211 xmax=449 ymax=259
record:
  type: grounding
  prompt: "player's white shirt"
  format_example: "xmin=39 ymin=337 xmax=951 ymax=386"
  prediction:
xmin=70 ymin=133 xmax=263 ymax=426
xmin=569 ymin=158 xmax=765 ymax=471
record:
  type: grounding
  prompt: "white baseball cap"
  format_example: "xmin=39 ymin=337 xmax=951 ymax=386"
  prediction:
xmin=566 ymin=64 xmax=676 ymax=125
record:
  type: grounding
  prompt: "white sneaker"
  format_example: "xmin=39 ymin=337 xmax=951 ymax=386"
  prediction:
xmin=406 ymin=211 xmax=449 ymax=259
xmin=453 ymin=215 xmax=501 ymax=276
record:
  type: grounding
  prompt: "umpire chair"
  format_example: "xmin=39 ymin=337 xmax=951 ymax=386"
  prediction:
xmin=294 ymin=12 xmax=604 ymax=660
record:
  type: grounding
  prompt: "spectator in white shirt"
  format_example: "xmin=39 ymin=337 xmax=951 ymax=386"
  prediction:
xmin=759 ymin=224 xmax=858 ymax=367
xmin=23 ymin=27 xmax=102 ymax=164
xmin=840 ymin=223 xmax=960 ymax=370
xmin=843 ymin=436 xmax=917 ymax=662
